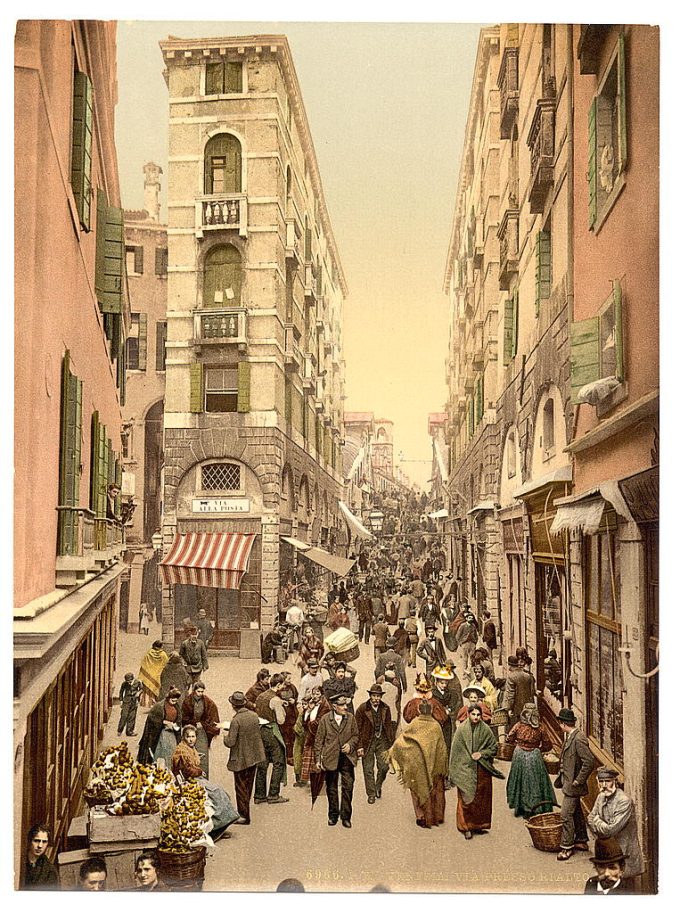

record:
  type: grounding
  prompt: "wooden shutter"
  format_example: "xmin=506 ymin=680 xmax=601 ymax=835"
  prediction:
xmin=115 ymin=458 xmax=122 ymax=517
xmin=134 ymin=246 xmax=144 ymax=274
xmin=117 ymin=317 xmax=126 ymax=407
xmin=225 ymin=62 xmax=242 ymax=93
xmin=58 ymin=352 xmax=82 ymax=555
xmin=206 ymin=62 xmax=223 ymax=95
xmin=305 ymin=225 xmax=312 ymax=261
xmin=71 ymin=71 xmax=93 ymax=231
xmin=155 ymin=247 xmax=167 ymax=276
xmin=190 ymin=364 xmax=204 ymax=413
xmin=467 ymin=398 xmax=474 ymax=439
xmin=588 ymin=98 xmax=598 ymax=228
xmin=512 ymin=289 xmax=519 ymax=358
xmin=156 ymin=321 xmax=167 ymax=371
xmin=237 ymin=360 xmax=251 ymax=413
xmin=324 ymin=426 xmax=331 ymax=464
xmin=138 ymin=313 xmax=148 ymax=371
xmin=203 ymin=244 xmax=241 ymax=307
xmin=617 ymin=34 xmax=628 ymax=170
xmin=224 ymin=135 xmax=242 ymax=194
xmin=96 ymin=200 xmax=124 ymax=313
xmin=475 ymin=375 xmax=484 ymax=423
xmin=535 ymin=230 xmax=551 ymax=314
xmin=90 ymin=413 xmax=108 ymax=517
xmin=570 ymin=316 xmax=601 ymax=401
xmin=503 ymin=296 xmax=515 ymax=365
xmin=614 ymin=280 xmax=624 ymax=381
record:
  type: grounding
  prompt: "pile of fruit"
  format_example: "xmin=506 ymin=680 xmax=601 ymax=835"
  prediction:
xmin=84 ymin=742 xmax=177 ymax=814
xmin=158 ymin=780 xmax=209 ymax=853
xmin=83 ymin=742 xmax=136 ymax=804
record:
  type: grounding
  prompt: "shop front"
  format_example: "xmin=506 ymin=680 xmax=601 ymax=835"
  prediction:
xmin=500 ymin=510 xmax=526 ymax=659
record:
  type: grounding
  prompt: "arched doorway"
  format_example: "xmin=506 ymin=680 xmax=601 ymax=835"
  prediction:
xmin=143 ymin=399 xmax=164 ymax=542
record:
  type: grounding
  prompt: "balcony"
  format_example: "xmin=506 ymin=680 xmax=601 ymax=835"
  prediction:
xmin=284 ymin=325 xmax=302 ymax=369
xmin=285 ymin=218 xmax=303 ymax=264
xmin=473 ymin=217 xmax=484 ymax=269
xmin=527 ymin=94 xmax=556 ymax=214
xmin=498 ymin=209 xmax=520 ymax=291
xmin=577 ymin=25 xmax=610 ymax=75
xmin=56 ymin=507 xmax=96 ymax=587
xmin=195 ymin=194 xmax=247 ymax=238
xmin=498 ymin=46 xmax=519 ymax=140
xmin=304 ymin=263 xmax=316 ymax=299
xmin=193 ymin=308 xmax=247 ymax=353
xmin=302 ymin=353 xmax=315 ymax=391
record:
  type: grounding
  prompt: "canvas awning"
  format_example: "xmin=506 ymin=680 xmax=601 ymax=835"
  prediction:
xmin=553 ymin=480 xmax=634 ymax=522
xmin=428 ymin=508 xmax=449 ymax=519
xmin=550 ymin=499 xmax=606 ymax=536
xmin=160 ymin=532 xmax=256 ymax=589
xmin=513 ymin=465 xmax=572 ymax=500
xmin=434 ymin=438 xmax=449 ymax=483
xmin=338 ymin=500 xmax=375 ymax=540
xmin=280 ymin=536 xmax=312 ymax=551
xmin=281 ymin=535 xmax=356 ymax=578
xmin=467 ymin=500 xmax=496 ymax=515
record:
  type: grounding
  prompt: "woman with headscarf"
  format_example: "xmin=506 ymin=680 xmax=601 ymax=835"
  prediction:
xmin=505 ymin=702 xmax=556 ymax=818
xmin=138 ymin=639 xmax=169 ymax=708
xmin=160 ymin=651 xmax=191 ymax=702
xmin=137 ymin=687 xmax=182 ymax=766
xmin=300 ymin=686 xmax=331 ymax=784
xmin=181 ymin=681 xmax=221 ymax=777
xmin=467 ymin=663 xmax=498 ymax=711
xmin=389 ymin=701 xmax=448 ymax=828
xmin=171 ymin=725 xmax=240 ymax=840
xmin=448 ymin=704 xmax=505 ymax=839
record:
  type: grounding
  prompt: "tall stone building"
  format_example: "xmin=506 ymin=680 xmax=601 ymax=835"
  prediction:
xmin=122 ymin=164 xmax=168 ymax=629
xmin=158 ymin=35 xmax=347 ymax=655
xmin=14 ymin=20 xmax=128 ymax=884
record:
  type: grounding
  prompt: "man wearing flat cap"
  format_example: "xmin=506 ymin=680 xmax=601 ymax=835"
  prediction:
xmin=587 ymin=767 xmax=644 ymax=878
xmin=584 ymin=837 xmax=635 ymax=894
xmin=355 ymin=685 xmax=395 ymax=804
xmin=223 ymin=691 xmax=265 ymax=825
xmin=314 ymin=695 xmax=360 ymax=827
xmin=555 ymin=707 xmax=596 ymax=860
xmin=374 ymin=636 xmax=407 ymax=690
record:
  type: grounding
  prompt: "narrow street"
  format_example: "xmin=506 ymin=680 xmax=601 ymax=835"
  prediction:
xmin=101 ymin=622 xmax=592 ymax=894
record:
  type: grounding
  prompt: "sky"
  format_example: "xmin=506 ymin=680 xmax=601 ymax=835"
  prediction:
xmin=114 ymin=19 xmax=485 ymax=488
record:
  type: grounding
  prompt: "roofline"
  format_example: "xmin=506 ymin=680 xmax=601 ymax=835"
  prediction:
xmin=159 ymin=34 xmax=348 ymax=297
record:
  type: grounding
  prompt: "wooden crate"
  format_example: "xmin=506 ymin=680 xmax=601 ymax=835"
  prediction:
xmin=88 ymin=808 xmax=161 ymax=843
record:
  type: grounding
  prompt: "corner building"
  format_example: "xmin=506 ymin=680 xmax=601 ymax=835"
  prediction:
xmin=159 ymin=36 xmax=347 ymax=656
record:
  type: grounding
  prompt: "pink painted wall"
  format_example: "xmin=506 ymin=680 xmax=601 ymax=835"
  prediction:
xmin=571 ymin=25 xmax=659 ymax=494
xmin=14 ymin=21 xmax=124 ymax=608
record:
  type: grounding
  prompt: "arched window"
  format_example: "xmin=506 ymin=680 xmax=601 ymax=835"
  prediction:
xmin=204 ymin=134 xmax=242 ymax=195
xmin=203 ymin=244 xmax=242 ymax=308
xmin=543 ymin=398 xmax=555 ymax=453
xmin=201 ymin=461 xmax=241 ymax=491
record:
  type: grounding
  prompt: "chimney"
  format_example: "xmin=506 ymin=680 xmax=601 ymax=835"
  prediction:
xmin=143 ymin=162 xmax=163 ymax=222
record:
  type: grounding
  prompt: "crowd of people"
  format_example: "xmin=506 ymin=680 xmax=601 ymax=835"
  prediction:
xmin=21 ymin=490 xmax=644 ymax=892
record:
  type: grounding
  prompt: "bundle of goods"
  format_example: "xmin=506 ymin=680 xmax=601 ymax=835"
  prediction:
xmin=83 ymin=742 xmax=177 ymax=814
xmin=542 ymin=751 xmax=561 ymax=774
xmin=83 ymin=742 xmax=136 ymax=807
xmin=158 ymin=779 xmax=210 ymax=853
xmin=324 ymin=626 xmax=360 ymax=662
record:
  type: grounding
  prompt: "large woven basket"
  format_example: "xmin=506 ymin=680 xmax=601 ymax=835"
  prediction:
xmin=334 ymin=644 xmax=360 ymax=663
xmin=158 ymin=846 xmax=206 ymax=889
xmin=525 ymin=812 xmax=563 ymax=852
xmin=543 ymin=755 xmax=560 ymax=775
xmin=491 ymin=708 xmax=509 ymax=727
xmin=496 ymin=741 xmax=515 ymax=761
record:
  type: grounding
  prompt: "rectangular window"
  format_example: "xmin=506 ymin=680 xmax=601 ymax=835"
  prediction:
xmin=58 ymin=351 xmax=83 ymax=556
xmin=205 ymin=366 xmax=238 ymax=413
xmin=70 ymin=70 xmax=93 ymax=230
xmin=588 ymin=34 xmax=627 ymax=229
xmin=156 ymin=321 xmax=167 ymax=371
xmin=205 ymin=61 xmax=243 ymax=95
xmin=126 ymin=313 xmax=140 ymax=370
xmin=503 ymin=289 xmax=519 ymax=364
xmin=570 ymin=281 xmax=624 ymax=401
xmin=535 ymin=229 xmax=552 ymax=314
xmin=95 ymin=190 xmax=124 ymax=314
xmin=125 ymin=245 xmax=144 ymax=275
xmin=155 ymin=247 xmax=168 ymax=276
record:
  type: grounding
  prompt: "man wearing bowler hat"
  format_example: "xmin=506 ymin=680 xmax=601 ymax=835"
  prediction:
xmin=555 ymin=707 xmax=596 ymax=860
xmin=587 ymin=766 xmax=644 ymax=878
xmin=355 ymin=684 xmax=395 ymax=803
xmin=584 ymin=837 xmax=635 ymax=894
xmin=223 ymin=691 xmax=265 ymax=825
xmin=314 ymin=695 xmax=359 ymax=827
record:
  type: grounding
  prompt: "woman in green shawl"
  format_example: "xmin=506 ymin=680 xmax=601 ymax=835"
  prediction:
xmin=388 ymin=701 xmax=448 ymax=828
xmin=448 ymin=704 xmax=504 ymax=839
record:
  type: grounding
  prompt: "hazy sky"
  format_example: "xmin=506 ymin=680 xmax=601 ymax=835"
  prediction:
xmin=115 ymin=20 xmax=485 ymax=487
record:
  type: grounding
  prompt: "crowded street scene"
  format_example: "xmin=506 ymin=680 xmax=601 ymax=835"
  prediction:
xmin=13 ymin=13 xmax=661 ymax=898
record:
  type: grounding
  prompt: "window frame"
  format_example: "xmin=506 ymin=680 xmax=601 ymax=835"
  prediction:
xmin=200 ymin=461 xmax=243 ymax=493
xmin=204 ymin=365 xmax=239 ymax=414
xmin=204 ymin=60 xmax=244 ymax=96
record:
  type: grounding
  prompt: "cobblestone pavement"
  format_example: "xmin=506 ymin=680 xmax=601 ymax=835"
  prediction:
xmin=98 ymin=622 xmax=592 ymax=894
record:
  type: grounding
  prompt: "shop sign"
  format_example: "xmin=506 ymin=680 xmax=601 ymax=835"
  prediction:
xmin=192 ymin=498 xmax=250 ymax=514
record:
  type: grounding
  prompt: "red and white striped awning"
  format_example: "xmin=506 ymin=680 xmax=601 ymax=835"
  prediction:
xmin=160 ymin=532 xmax=256 ymax=590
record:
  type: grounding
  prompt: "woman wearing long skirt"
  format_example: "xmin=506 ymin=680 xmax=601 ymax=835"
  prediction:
xmin=137 ymin=687 xmax=182 ymax=766
xmin=448 ymin=705 xmax=505 ymax=839
xmin=505 ymin=702 xmax=557 ymax=818
xmin=138 ymin=640 xmax=169 ymax=708
xmin=181 ymin=681 xmax=221 ymax=778
xmin=388 ymin=701 xmax=448 ymax=828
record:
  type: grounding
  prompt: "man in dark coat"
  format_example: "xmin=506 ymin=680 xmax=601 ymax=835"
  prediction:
xmin=481 ymin=610 xmax=498 ymax=659
xmin=501 ymin=655 xmax=536 ymax=723
xmin=419 ymin=594 xmax=441 ymax=632
xmin=374 ymin=637 xmax=407 ymax=690
xmin=584 ymin=837 xmax=635 ymax=894
xmin=371 ymin=614 xmax=390 ymax=663
xmin=245 ymin=668 xmax=270 ymax=710
xmin=555 ymin=707 xmax=597 ymax=860
xmin=314 ymin=695 xmax=360 ymax=827
xmin=355 ymin=685 xmax=395 ymax=803
xmin=223 ymin=691 xmax=266 ymax=824
xmin=195 ymin=608 xmax=215 ymax=647
xmin=254 ymin=673 xmax=289 ymax=804
xmin=431 ymin=663 xmax=464 ymax=756
xmin=356 ymin=591 xmax=373 ymax=644
xmin=179 ymin=628 xmax=209 ymax=683
xmin=417 ymin=624 xmax=447 ymax=675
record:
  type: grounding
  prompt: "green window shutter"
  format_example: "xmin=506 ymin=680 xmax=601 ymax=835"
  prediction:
xmin=115 ymin=458 xmax=122 ymax=517
xmin=96 ymin=201 xmax=124 ymax=313
xmin=225 ymin=62 xmax=242 ymax=93
xmin=138 ymin=313 xmax=148 ymax=370
xmin=613 ymin=280 xmax=624 ymax=381
xmin=156 ymin=321 xmax=167 ymax=371
xmin=588 ymin=98 xmax=598 ymax=228
xmin=206 ymin=62 xmax=223 ymax=95
xmin=155 ymin=247 xmax=168 ymax=276
xmin=190 ymin=364 xmax=204 ymax=413
xmin=570 ymin=316 xmax=601 ymax=401
xmin=58 ymin=352 xmax=82 ymax=554
xmin=134 ymin=246 xmax=144 ymax=274
xmin=467 ymin=398 xmax=474 ymax=439
xmin=475 ymin=375 xmax=484 ymax=423
xmin=90 ymin=411 xmax=99 ymax=513
xmin=117 ymin=318 xmax=126 ymax=407
xmin=237 ymin=360 xmax=251 ymax=413
xmin=71 ymin=71 xmax=93 ymax=230
xmin=503 ymin=297 xmax=514 ymax=365
xmin=535 ymin=231 xmax=552 ymax=315
xmin=96 ymin=422 xmax=108 ymax=518
xmin=203 ymin=244 xmax=241 ymax=307
xmin=511 ymin=289 xmax=519 ymax=358
xmin=618 ymin=34 xmax=628 ymax=171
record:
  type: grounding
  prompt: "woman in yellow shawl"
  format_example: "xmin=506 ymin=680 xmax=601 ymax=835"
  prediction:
xmin=138 ymin=639 xmax=169 ymax=708
xmin=388 ymin=700 xmax=448 ymax=828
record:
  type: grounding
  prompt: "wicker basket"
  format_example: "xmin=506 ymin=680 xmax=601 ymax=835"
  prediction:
xmin=496 ymin=741 xmax=515 ymax=761
xmin=543 ymin=755 xmax=560 ymax=775
xmin=490 ymin=708 xmax=509 ymax=727
xmin=525 ymin=812 xmax=563 ymax=852
xmin=158 ymin=846 xmax=206 ymax=889
xmin=334 ymin=644 xmax=360 ymax=663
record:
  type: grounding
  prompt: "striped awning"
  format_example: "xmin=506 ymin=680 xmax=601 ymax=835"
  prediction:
xmin=160 ymin=532 xmax=256 ymax=589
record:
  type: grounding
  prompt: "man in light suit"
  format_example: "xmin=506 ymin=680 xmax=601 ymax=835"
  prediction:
xmin=314 ymin=695 xmax=359 ymax=828
xmin=555 ymin=707 xmax=596 ymax=860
